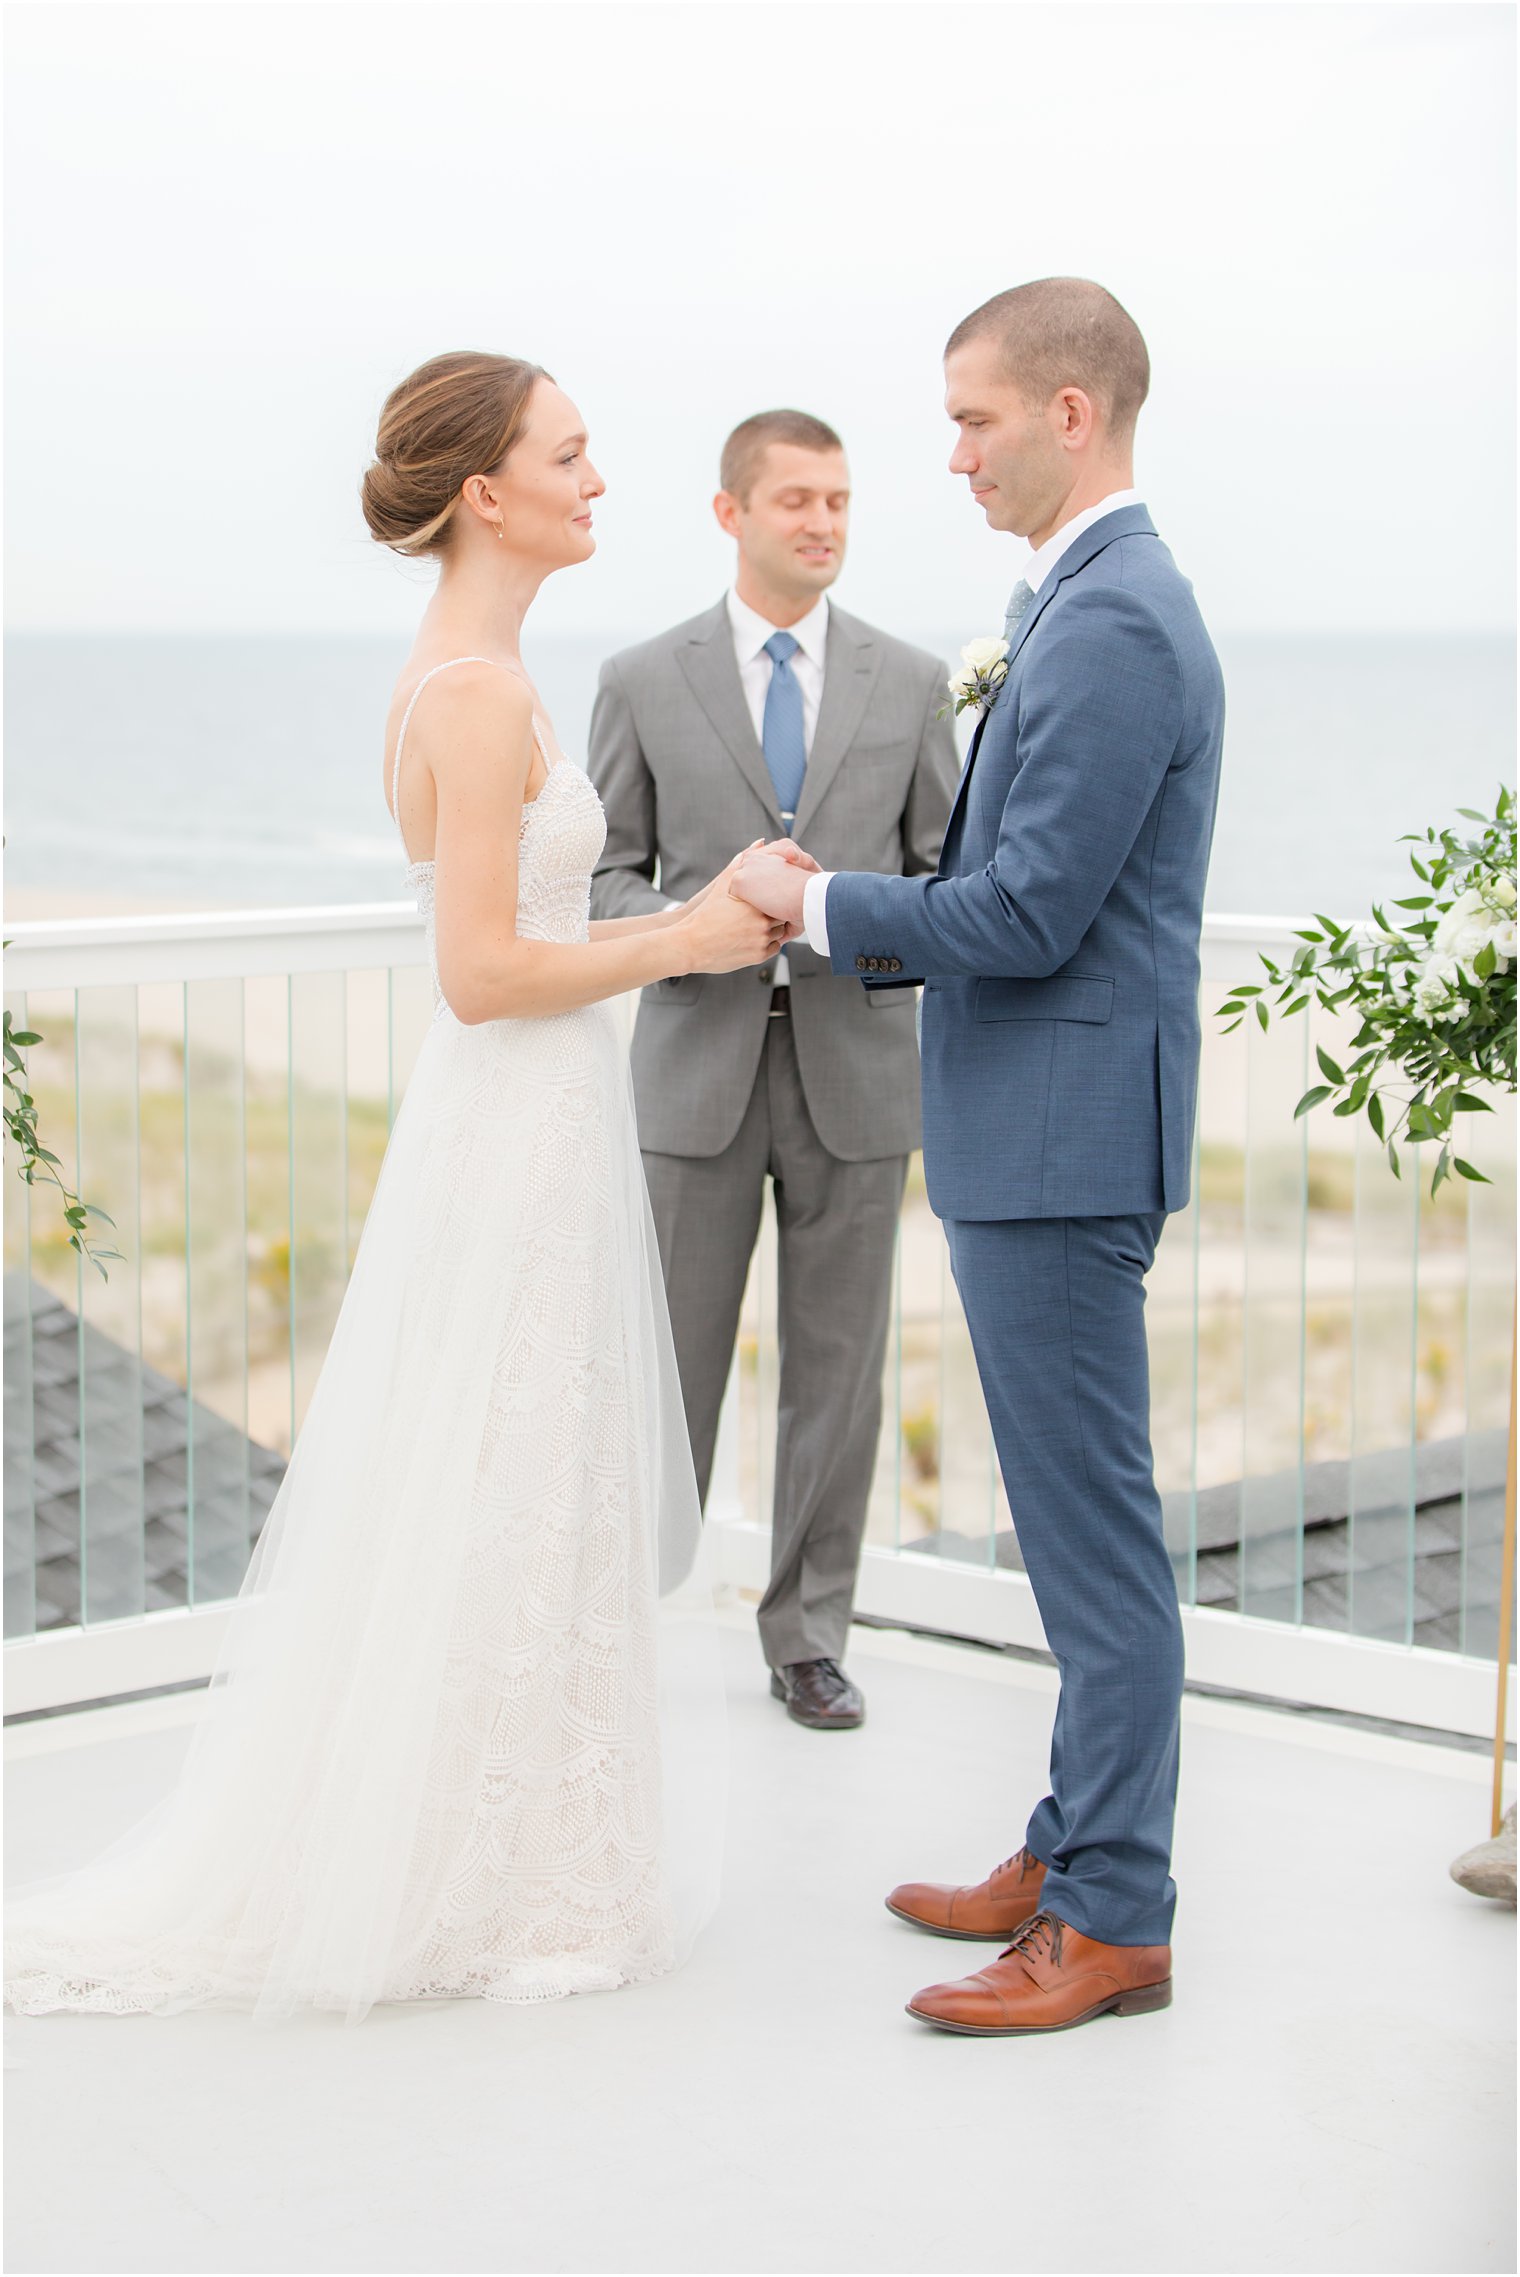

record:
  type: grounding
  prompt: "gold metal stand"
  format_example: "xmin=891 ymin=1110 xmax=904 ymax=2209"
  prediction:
xmin=1493 ymin=1308 xmax=1517 ymax=1838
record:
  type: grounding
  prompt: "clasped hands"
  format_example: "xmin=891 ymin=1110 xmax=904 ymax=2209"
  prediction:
xmin=724 ymin=839 xmax=820 ymax=936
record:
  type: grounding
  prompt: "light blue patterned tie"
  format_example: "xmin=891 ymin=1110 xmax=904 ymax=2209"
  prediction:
xmin=761 ymin=631 xmax=807 ymax=832
xmin=1003 ymin=578 xmax=1035 ymax=645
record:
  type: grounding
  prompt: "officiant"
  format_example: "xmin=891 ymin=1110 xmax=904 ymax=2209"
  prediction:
xmin=587 ymin=409 xmax=957 ymax=1730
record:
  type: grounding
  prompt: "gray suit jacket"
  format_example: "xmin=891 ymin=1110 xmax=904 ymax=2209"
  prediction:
xmin=588 ymin=598 xmax=958 ymax=1160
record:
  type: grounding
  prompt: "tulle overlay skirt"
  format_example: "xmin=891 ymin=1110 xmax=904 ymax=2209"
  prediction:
xmin=5 ymin=999 xmax=726 ymax=2021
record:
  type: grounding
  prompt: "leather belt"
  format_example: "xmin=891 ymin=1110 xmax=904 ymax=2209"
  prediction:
xmin=767 ymin=987 xmax=790 ymax=1018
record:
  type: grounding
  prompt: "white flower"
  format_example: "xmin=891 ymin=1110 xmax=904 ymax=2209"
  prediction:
xmin=1409 ymin=952 xmax=1465 ymax=1023
xmin=1433 ymin=886 xmax=1487 ymax=953
xmin=960 ymin=636 xmax=1010 ymax=678
xmin=1491 ymin=873 xmax=1518 ymax=909
xmin=1492 ymin=918 xmax=1517 ymax=963
xmin=1433 ymin=884 xmax=1511 ymax=965
xmin=942 ymin=633 xmax=1011 ymax=719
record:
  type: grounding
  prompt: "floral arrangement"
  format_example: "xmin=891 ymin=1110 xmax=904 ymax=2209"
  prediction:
xmin=1217 ymin=786 xmax=1516 ymax=1195
xmin=939 ymin=636 xmax=1010 ymax=721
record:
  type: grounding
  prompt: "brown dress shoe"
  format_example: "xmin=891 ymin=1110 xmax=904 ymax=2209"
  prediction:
xmin=906 ymin=1911 xmax=1172 ymax=2036
xmin=885 ymin=1846 xmax=1047 ymax=1939
xmin=769 ymin=1658 xmax=865 ymax=1729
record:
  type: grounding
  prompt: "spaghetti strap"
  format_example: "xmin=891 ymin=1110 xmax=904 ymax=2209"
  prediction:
xmin=389 ymin=655 xmax=549 ymax=837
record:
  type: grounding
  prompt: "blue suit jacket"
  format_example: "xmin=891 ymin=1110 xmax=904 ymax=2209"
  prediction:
xmin=824 ymin=506 xmax=1225 ymax=1221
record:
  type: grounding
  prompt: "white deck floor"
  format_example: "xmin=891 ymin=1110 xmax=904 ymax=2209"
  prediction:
xmin=5 ymin=1611 xmax=1515 ymax=2277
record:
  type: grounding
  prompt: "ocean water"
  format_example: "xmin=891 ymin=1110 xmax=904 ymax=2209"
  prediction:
xmin=3 ymin=630 xmax=1514 ymax=919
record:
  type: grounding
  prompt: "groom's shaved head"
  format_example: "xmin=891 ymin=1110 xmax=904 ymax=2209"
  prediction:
xmin=947 ymin=279 xmax=1150 ymax=438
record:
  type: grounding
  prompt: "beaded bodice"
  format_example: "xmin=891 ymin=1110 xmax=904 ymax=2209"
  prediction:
xmin=392 ymin=658 xmax=608 ymax=1000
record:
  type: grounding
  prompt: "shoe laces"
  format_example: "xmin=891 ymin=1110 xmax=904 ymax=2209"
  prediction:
xmin=993 ymin=1845 xmax=1040 ymax=1882
xmin=1002 ymin=1911 xmax=1063 ymax=1968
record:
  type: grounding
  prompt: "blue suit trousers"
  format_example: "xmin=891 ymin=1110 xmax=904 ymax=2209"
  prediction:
xmin=943 ymin=1211 xmax=1182 ymax=1947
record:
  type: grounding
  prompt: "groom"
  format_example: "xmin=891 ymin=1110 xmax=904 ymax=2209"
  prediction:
xmin=735 ymin=278 xmax=1225 ymax=2035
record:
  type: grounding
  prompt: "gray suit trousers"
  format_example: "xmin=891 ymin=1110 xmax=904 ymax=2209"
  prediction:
xmin=641 ymin=1016 xmax=906 ymax=1668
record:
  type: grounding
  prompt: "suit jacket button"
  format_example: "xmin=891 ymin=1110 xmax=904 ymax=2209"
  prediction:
xmin=855 ymin=956 xmax=867 ymax=971
xmin=758 ymin=967 xmax=772 ymax=984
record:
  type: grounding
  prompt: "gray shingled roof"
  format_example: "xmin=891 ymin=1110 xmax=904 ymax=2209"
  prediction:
xmin=4 ymin=1278 xmax=1511 ymax=1656
xmin=6 ymin=1280 xmax=284 ymax=1633
xmin=929 ymin=1432 xmax=1511 ymax=1654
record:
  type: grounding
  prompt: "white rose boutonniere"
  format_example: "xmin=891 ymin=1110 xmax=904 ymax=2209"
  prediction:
xmin=938 ymin=636 xmax=1010 ymax=721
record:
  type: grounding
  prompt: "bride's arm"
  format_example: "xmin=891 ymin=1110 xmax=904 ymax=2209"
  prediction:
xmin=588 ymin=843 xmax=765 ymax=939
xmin=425 ymin=672 xmax=783 ymax=1021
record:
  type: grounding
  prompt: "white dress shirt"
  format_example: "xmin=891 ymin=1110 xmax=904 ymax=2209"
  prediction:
xmin=801 ymin=494 xmax=1145 ymax=956
xmin=727 ymin=586 xmax=829 ymax=986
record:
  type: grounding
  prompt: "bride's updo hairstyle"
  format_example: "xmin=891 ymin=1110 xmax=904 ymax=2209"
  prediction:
xmin=362 ymin=351 xmax=549 ymax=557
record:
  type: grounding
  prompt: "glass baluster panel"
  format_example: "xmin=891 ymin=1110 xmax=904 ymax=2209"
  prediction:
xmin=1348 ymin=1111 xmax=1420 ymax=1643
xmin=244 ymin=971 xmax=293 ymax=1463
xmin=387 ymin=965 xmax=434 ymax=1130
xmin=1461 ymin=1091 xmax=1517 ymax=1661
xmin=1193 ymin=998 xmax=1248 ymax=1613
xmin=346 ymin=968 xmax=391 ymax=1270
xmin=75 ymin=983 xmax=144 ymax=1625
xmin=288 ymin=972 xmax=348 ymax=1442
xmin=1300 ymin=997 xmax=1359 ymax=1633
xmin=137 ymin=980 xmax=189 ymax=1615
xmin=185 ymin=977 xmax=251 ymax=1604
xmin=4 ymin=991 xmax=36 ymax=1639
xmin=1411 ymin=1129 xmax=1476 ymax=1648
xmin=1153 ymin=1059 xmax=1201 ymax=1604
xmin=13 ymin=989 xmax=81 ymax=1630
xmin=1239 ymin=1007 xmax=1307 ymax=1623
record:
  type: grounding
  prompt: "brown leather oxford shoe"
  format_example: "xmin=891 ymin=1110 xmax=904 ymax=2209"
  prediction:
xmin=885 ymin=1845 xmax=1047 ymax=1939
xmin=906 ymin=1911 xmax=1172 ymax=2036
xmin=769 ymin=1658 xmax=865 ymax=1729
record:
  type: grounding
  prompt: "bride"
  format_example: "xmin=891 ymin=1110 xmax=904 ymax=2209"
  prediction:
xmin=5 ymin=351 xmax=787 ymax=2022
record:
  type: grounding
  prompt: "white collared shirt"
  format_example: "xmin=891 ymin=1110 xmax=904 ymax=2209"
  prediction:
xmin=1020 ymin=488 xmax=1143 ymax=592
xmin=801 ymin=495 xmax=1145 ymax=956
xmin=727 ymin=587 xmax=829 ymax=986
xmin=727 ymin=586 xmax=829 ymax=758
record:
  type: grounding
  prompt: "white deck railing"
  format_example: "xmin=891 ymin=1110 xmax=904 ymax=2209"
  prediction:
xmin=3 ymin=905 xmax=1514 ymax=1734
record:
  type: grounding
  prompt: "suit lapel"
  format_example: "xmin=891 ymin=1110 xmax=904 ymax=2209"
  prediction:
xmin=940 ymin=696 xmax=1002 ymax=867
xmin=938 ymin=505 xmax=1160 ymax=861
xmin=675 ymin=602 xmax=783 ymax=831
xmin=791 ymin=611 xmax=880 ymax=841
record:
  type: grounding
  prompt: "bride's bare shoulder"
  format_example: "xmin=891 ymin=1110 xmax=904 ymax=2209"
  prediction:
xmin=399 ymin=661 xmax=535 ymax=767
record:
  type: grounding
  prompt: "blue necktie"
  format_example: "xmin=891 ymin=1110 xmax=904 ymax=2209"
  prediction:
xmin=1003 ymin=578 xmax=1035 ymax=645
xmin=761 ymin=631 xmax=807 ymax=832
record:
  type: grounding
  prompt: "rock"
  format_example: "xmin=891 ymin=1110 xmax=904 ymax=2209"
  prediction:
xmin=1450 ymin=1803 xmax=1517 ymax=1905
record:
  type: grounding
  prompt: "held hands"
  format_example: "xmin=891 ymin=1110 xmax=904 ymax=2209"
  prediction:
xmin=678 ymin=840 xmax=792 ymax=974
xmin=729 ymin=838 xmax=817 ymax=931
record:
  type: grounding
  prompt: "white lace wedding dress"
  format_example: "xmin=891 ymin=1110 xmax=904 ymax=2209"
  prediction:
xmin=5 ymin=658 xmax=726 ymax=2023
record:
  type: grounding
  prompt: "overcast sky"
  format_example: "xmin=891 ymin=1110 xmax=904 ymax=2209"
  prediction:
xmin=4 ymin=0 xmax=1514 ymax=641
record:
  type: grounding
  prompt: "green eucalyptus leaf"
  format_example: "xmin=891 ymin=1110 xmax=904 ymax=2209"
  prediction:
xmin=1453 ymin=1157 xmax=1491 ymax=1182
xmin=1294 ymin=1086 xmax=1334 ymax=1118
xmin=1316 ymin=1045 xmax=1346 ymax=1084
